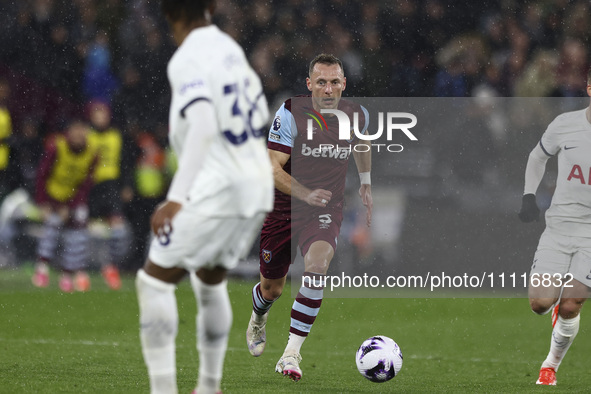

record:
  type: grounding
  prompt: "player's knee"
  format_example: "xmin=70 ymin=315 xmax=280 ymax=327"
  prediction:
xmin=260 ymin=283 xmax=283 ymax=301
xmin=529 ymin=298 xmax=554 ymax=315
xmin=558 ymin=299 xmax=584 ymax=319
xmin=306 ymin=262 xmax=329 ymax=275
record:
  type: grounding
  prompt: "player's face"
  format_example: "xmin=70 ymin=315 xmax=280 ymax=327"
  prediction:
xmin=67 ymin=123 xmax=89 ymax=152
xmin=307 ymin=63 xmax=346 ymax=111
xmin=90 ymin=103 xmax=111 ymax=129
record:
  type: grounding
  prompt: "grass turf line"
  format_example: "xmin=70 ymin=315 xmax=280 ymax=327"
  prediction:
xmin=1 ymin=268 xmax=590 ymax=393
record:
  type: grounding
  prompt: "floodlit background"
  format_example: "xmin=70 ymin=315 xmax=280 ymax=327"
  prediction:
xmin=1 ymin=2 xmax=591 ymax=391
xmin=1 ymin=0 xmax=589 ymax=275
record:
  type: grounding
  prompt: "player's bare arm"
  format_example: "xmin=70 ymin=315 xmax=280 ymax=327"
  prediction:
xmin=268 ymin=148 xmax=331 ymax=207
xmin=353 ymin=140 xmax=372 ymax=227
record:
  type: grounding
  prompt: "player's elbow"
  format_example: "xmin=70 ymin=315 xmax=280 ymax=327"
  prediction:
xmin=528 ymin=144 xmax=549 ymax=164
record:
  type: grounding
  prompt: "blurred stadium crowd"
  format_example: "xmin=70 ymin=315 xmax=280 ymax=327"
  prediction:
xmin=0 ymin=0 xmax=590 ymax=271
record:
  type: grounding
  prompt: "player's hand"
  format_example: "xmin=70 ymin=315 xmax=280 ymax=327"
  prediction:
xmin=518 ymin=193 xmax=540 ymax=222
xmin=359 ymin=184 xmax=373 ymax=227
xmin=305 ymin=189 xmax=332 ymax=207
xmin=151 ymin=200 xmax=182 ymax=237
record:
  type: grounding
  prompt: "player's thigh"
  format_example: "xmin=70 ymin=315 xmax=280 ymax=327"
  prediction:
xmin=563 ymin=246 xmax=591 ymax=299
xmin=561 ymin=278 xmax=591 ymax=298
xmin=149 ymin=210 xmax=265 ymax=271
xmin=298 ymin=209 xmax=343 ymax=260
xmin=528 ymin=244 xmax=571 ymax=301
xmin=303 ymin=240 xmax=335 ymax=274
xmin=259 ymin=216 xmax=294 ymax=281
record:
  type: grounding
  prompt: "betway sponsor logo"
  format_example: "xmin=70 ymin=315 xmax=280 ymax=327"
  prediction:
xmin=301 ymin=143 xmax=352 ymax=159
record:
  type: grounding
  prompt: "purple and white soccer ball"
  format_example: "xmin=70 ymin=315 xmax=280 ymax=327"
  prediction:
xmin=355 ymin=335 xmax=403 ymax=383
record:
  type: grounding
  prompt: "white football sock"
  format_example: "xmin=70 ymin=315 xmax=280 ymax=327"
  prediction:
xmin=190 ymin=273 xmax=232 ymax=394
xmin=541 ymin=314 xmax=580 ymax=371
xmin=136 ymin=269 xmax=178 ymax=394
xmin=284 ymin=332 xmax=306 ymax=355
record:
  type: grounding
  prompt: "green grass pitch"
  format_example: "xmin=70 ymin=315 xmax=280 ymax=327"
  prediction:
xmin=1 ymin=268 xmax=590 ymax=393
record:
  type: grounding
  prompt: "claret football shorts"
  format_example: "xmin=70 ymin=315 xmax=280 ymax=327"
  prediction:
xmin=259 ymin=208 xmax=343 ymax=279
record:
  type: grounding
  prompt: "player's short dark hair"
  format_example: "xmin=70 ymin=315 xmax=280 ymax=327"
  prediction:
xmin=588 ymin=66 xmax=591 ymax=85
xmin=161 ymin=0 xmax=214 ymax=24
xmin=308 ymin=54 xmax=344 ymax=77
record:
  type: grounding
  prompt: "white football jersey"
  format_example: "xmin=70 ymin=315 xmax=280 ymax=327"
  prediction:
xmin=540 ymin=108 xmax=591 ymax=237
xmin=167 ymin=25 xmax=273 ymax=217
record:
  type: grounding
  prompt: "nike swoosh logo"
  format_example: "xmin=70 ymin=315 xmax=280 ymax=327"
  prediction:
xmin=564 ymin=146 xmax=577 ymax=150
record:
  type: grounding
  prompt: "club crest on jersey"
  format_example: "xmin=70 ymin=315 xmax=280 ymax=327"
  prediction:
xmin=262 ymin=249 xmax=272 ymax=263
xmin=346 ymin=128 xmax=355 ymax=143
xmin=272 ymin=115 xmax=281 ymax=131
xmin=305 ymin=110 xmax=328 ymax=138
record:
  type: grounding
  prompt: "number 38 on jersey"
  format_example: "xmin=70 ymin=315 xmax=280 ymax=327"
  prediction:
xmin=221 ymin=78 xmax=267 ymax=146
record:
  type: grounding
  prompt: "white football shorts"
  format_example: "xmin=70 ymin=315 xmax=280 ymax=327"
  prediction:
xmin=148 ymin=207 xmax=266 ymax=271
xmin=531 ymin=228 xmax=591 ymax=288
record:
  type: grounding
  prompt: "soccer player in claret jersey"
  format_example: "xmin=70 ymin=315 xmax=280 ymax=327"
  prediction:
xmin=136 ymin=1 xmax=273 ymax=393
xmin=32 ymin=119 xmax=98 ymax=292
xmin=519 ymin=67 xmax=591 ymax=386
xmin=246 ymin=54 xmax=373 ymax=381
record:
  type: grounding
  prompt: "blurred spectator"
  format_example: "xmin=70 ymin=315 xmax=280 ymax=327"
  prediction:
xmin=122 ymin=121 xmax=169 ymax=271
xmin=550 ymin=38 xmax=589 ymax=97
xmin=47 ymin=23 xmax=81 ymax=100
xmin=8 ymin=117 xmax=44 ymax=196
xmin=87 ymin=100 xmax=129 ymax=289
xmin=434 ymin=35 xmax=487 ymax=97
xmin=3 ymin=0 xmax=591 ymax=271
xmin=3 ymin=0 xmax=591 ymax=110
xmin=32 ymin=119 xmax=97 ymax=292
xmin=82 ymin=30 xmax=119 ymax=102
xmin=0 ymin=79 xmax=12 ymax=200
xmin=514 ymin=50 xmax=559 ymax=97
xmin=111 ymin=63 xmax=145 ymax=125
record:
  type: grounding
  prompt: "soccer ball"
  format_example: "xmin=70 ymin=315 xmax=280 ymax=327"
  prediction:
xmin=355 ymin=335 xmax=403 ymax=383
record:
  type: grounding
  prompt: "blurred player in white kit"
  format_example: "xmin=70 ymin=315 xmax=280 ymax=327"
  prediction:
xmin=135 ymin=1 xmax=273 ymax=393
xmin=519 ymin=67 xmax=591 ymax=386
